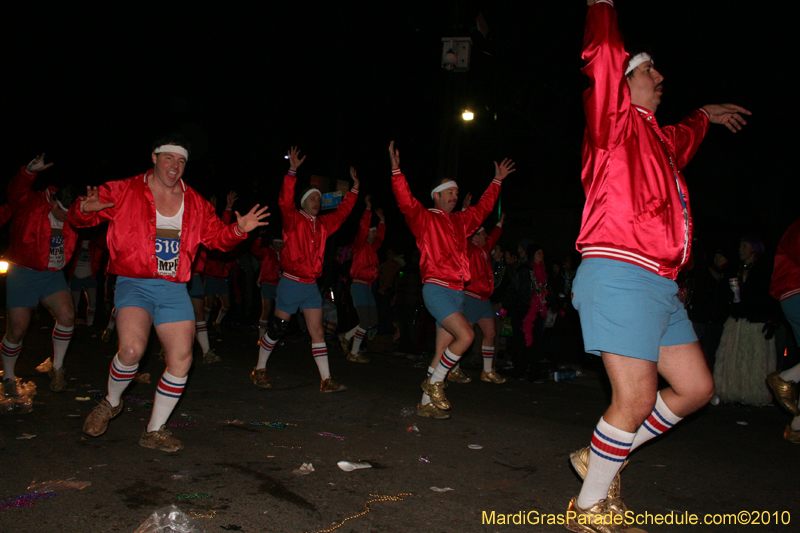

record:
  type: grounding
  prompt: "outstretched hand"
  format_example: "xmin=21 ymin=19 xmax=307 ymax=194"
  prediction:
xmin=461 ymin=192 xmax=472 ymax=211
xmin=350 ymin=166 xmax=360 ymax=190
xmin=236 ymin=204 xmax=270 ymax=233
xmin=27 ymin=153 xmax=54 ymax=173
xmin=288 ymin=146 xmax=306 ymax=171
xmin=226 ymin=191 xmax=238 ymax=210
xmin=388 ymin=141 xmax=400 ymax=169
xmin=703 ymin=104 xmax=751 ymax=133
xmin=375 ymin=207 xmax=385 ymax=221
xmin=494 ymin=158 xmax=516 ymax=181
xmin=364 ymin=194 xmax=372 ymax=209
xmin=80 ymin=186 xmax=115 ymax=214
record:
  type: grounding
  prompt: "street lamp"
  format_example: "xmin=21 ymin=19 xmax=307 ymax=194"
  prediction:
xmin=462 ymin=110 xmax=474 ymax=121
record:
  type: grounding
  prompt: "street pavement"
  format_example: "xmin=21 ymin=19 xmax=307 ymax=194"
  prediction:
xmin=1 ymin=315 xmax=799 ymax=533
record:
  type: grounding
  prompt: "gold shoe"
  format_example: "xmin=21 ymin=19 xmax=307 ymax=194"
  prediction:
xmin=565 ymin=498 xmax=645 ymax=533
xmin=784 ymin=425 xmax=800 ymax=444
xmin=416 ymin=402 xmax=450 ymax=419
xmin=447 ymin=367 xmax=471 ymax=383
xmin=346 ymin=351 xmax=370 ymax=364
xmin=250 ymin=368 xmax=272 ymax=388
xmin=48 ymin=367 xmax=68 ymax=392
xmin=338 ymin=333 xmax=351 ymax=354
xmin=767 ymin=372 xmax=800 ymax=416
xmin=421 ymin=379 xmax=450 ymax=410
xmin=139 ymin=425 xmax=184 ymax=452
xmin=480 ymin=370 xmax=507 ymax=384
xmin=570 ymin=447 xmax=629 ymax=517
xmin=320 ymin=377 xmax=347 ymax=393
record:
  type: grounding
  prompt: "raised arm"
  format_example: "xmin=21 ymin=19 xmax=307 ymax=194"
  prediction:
xmin=279 ymin=146 xmax=305 ymax=228
xmin=388 ymin=141 xmax=425 ymax=220
xmin=461 ymin=159 xmax=514 ymax=235
xmin=68 ymin=182 xmax=119 ymax=228
xmin=354 ymin=194 xmax=372 ymax=245
xmin=582 ymin=0 xmax=630 ymax=150
xmin=486 ymin=213 xmax=505 ymax=251
xmin=8 ymin=154 xmax=54 ymax=205
xmin=320 ymin=169 xmax=359 ymax=234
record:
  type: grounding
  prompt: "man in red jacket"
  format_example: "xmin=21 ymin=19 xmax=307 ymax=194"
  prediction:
xmin=251 ymin=147 xmax=358 ymax=392
xmin=389 ymin=141 xmax=514 ymax=419
xmin=338 ymin=194 xmax=385 ymax=363
xmin=69 ymin=135 xmax=269 ymax=452
xmin=566 ymin=1 xmax=752 ymax=529
xmin=252 ymin=233 xmax=283 ymax=340
xmin=2 ymin=154 xmax=78 ymax=395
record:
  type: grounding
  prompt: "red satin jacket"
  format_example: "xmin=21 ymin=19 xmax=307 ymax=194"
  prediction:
xmin=770 ymin=218 xmax=800 ymax=302
xmin=279 ymin=171 xmax=358 ymax=283
xmin=576 ymin=2 xmax=709 ymax=280
xmin=5 ymin=167 xmax=78 ymax=271
xmin=349 ymin=208 xmax=385 ymax=285
xmin=252 ymin=238 xmax=281 ymax=285
xmin=465 ymin=224 xmax=502 ymax=300
xmin=392 ymin=168 xmax=501 ymax=290
xmin=68 ymin=170 xmax=245 ymax=282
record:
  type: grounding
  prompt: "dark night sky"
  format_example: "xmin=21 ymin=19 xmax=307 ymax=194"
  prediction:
xmin=2 ymin=1 xmax=795 ymax=259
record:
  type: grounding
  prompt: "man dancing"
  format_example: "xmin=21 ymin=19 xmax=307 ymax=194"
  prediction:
xmin=251 ymin=147 xmax=358 ymax=392
xmin=69 ymin=135 xmax=269 ymax=452
xmin=389 ymin=141 xmax=514 ymax=419
xmin=2 ymin=155 xmax=78 ymax=394
xmin=566 ymin=1 xmax=751 ymax=530
xmin=338 ymin=194 xmax=385 ymax=363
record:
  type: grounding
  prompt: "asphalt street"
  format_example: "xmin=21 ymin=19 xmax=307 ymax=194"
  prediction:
xmin=1 ymin=314 xmax=799 ymax=533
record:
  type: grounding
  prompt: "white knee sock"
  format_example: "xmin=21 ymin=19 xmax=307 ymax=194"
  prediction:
xmin=421 ymin=365 xmax=435 ymax=405
xmin=52 ymin=323 xmax=74 ymax=369
xmin=257 ymin=334 xmax=278 ymax=369
xmin=147 ymin=371 xmax=187 ymax=432
xmin=577 ymin=417 xmax=634 ymax=509
xmin=351 ymin=327 xmax=367 ymax=354
xmin=430 ymin=348 xmax=460 ymax=384
xmin=195 ymin=322 xmax=210 ymax=354
xmin=482 ymin=345 xmax=495 ymax=372
xmin=312 ymin=343 xmax=330 ymax=380
xmin=630 ymin=391 xmax=682 ymax=452
xmin=107 ymin=354 xmax=138 ymax=407
xmin=1 ymin=339 xmax=22 ymax=381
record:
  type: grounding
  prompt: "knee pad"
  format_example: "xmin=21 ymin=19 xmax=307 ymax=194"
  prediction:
xmin=267 ymin=318 xmax=289 ymax=341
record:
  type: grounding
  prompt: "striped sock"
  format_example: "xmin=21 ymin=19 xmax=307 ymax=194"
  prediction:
xmin=195 ymin=321 xmax=210 ymax=354
xmin=312 ymin=342 xmax=330 ymax=380
xmin=258 ymin=320 xmax=269 ymax=339
xmin=345 ymin=325 xmax=358 ymax=341
xmin=216 ymin=306 xmax=229 ymax=325
xmin=577 ymin=417 xmax=635 ymax=509
xmin=351 ymin=327 xmax=366 ymax=354
xmin=630 ymin=391 xmax=683 ymax=452
xmin=52 ymin=323 xmax=74 ymax=369
xmin=430 ymin=348 xmax=460 ymax=384
xmin=482 ymin=345 xmax=495 ymax=373
xmin=257 ymin=334 xmax=278 ymax=368
xmin=1 ymin=339 xmax=23 ymax=382
xmin=147 ymin=371 xmax=187 ymax=432
xmin=107 ymin=354 xmax=138 ymax=407
xmin=421 ymin=365 xmax=435 ymax=405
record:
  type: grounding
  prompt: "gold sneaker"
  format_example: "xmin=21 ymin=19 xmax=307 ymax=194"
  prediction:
xmin=250 ymin=368 xmax=272 ymax=389
xmin=347 ymin=351 xmax=370 ymax=364
xmin=767 ymin=372 xmax=800 ymax=416
xmin=480 ymin=370 xmax=507 ymax=384
xmin=421 ymin=379 xmax=450 ymax=410
xmin=570 ymin=447 xmax=629 ymax=517
xmin=338 ymin=333 xmax=352 ymax=354
xmin=416 ymin=402 xmax=450 ymax=419
xmin=48 ymin=367 xmax=68 ymax=392
xmin=784 ymin=425 xmax=800 ymax=444
xmin=139 ymin=425 xmax=184 ymax=452
xmin=448 ymin=367 xmax=471 ymax=383
xmin=565 ymin=498 xmax=646 ymax=533
xmin=83 ymin=398 xmax=123 ymax=437
xmin=320 ymin=377 xmax=348 ymax=393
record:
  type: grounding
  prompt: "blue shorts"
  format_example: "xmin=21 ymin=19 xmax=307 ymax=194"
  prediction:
xmin=5 ymin=265 xmax=69 ymax=308
xmin=572 ymin=258 xmax=697 ymax=362
xmin=115 ymin=276 xmax=194 ymax=326
xmin=261 ymin=283 xmax=278 ymax=300
xmin=204 ymin=277 xmax=229 ymax=297
xmin=351 ymin=282 xmax=376 ymax=308
xmin=422 ymin=283 xmax=465 ymax=326
xmin=70 ymin=275 xmax=98 ymax=292
xmin=276 ymin=277 xmax=321 ymax=314
xmin=187 ymin=274 xmax=205 ymax=299
xmin=464 ymin=295 xmax=495 ymax=324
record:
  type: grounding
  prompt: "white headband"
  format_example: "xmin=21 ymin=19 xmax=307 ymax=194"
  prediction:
xmin=272 ymin=237 xmax=283 ymax=243
xmin=56 ymin=200 xmax=68 ymax=211
xmin=625 ymin=53 xmax=653 ymax=75
xmin=300 ymin=188 xmax=321 ymax=206
xmin=430 ymin=180 xmax=458 ymax=199
xmin=154 ymin=145 xmax=189 ymax=161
